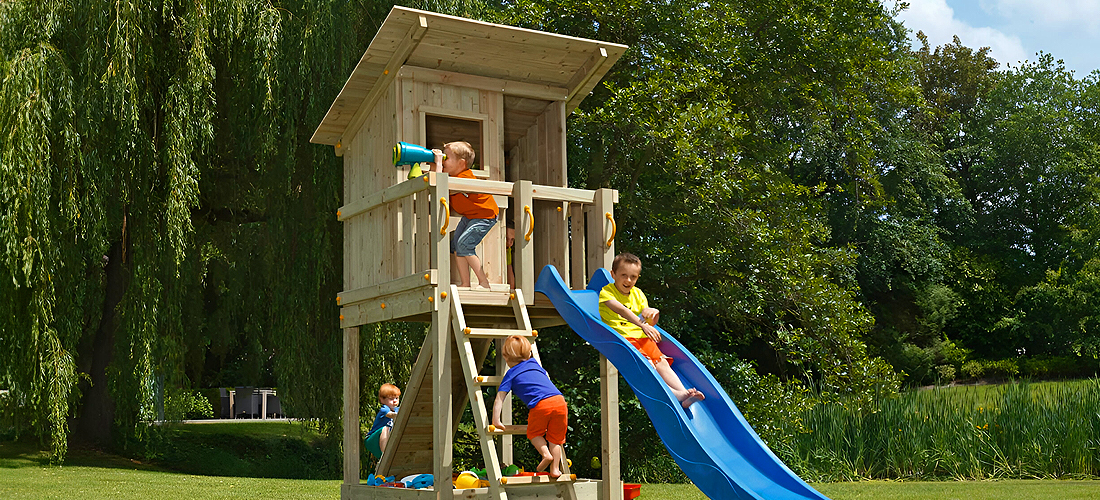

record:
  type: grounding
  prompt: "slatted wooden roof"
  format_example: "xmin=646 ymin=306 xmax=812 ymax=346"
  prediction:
xmin=310 ymin=6 xmax=628 ymax=146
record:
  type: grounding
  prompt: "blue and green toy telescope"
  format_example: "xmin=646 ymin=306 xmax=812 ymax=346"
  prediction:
xmin=393 ymin=142 xmax=439 ymax=166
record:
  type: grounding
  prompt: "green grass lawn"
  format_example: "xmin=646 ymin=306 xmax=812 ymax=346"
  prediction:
xmin=5 ymin=420 xmax=1100 ymax=499
xmin=0 ymin=440 xmax=340 ymax=500
xmin=641 ymin=481 xmax=1100 ymax=499
xmin=5 ymin=444 xmax=1100 ymax=500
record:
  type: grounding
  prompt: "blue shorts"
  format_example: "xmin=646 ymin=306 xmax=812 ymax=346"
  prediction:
xmin=452 ymin=217 xmax=496 ymax=257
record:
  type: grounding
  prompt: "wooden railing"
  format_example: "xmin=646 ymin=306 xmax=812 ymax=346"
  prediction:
xmin=336 ymin=172 xmax=616 ymax=312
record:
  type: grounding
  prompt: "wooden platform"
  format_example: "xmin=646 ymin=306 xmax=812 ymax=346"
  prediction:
xmin=342 ymin=479 xmax=602 ymax=500
xmin=340 ymin=280 xmax=566 ymax=329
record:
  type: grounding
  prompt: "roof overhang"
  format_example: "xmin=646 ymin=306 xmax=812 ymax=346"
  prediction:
xmin=310 ymin=7 xmax=628 ymax=146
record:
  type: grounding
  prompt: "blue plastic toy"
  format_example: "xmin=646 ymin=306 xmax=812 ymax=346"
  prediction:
xmin=405 ymin=473 xmax=433 ymax=489
xmin=366 ymin=474 xmax=395 ymax=486
xmin=392 ymin=142 xmax=437 ymax=166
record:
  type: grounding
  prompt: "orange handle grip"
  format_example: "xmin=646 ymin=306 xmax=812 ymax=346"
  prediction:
xmin=440 ymin=199 xmax=450 ymax=235
xmin=524 ymin=205 xmax=534 ymax=242
xmin=605 ymin=212 xmax=616 ymax=247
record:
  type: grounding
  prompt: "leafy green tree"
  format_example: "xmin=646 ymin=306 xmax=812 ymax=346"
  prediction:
xmin=495 ymin=0 xmax=902 ymax=412
xmin=948 ymin=55 xmax=1100 ymax=358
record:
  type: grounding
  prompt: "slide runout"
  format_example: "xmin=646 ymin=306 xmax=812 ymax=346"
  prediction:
xmin=536 ymin=266 xmax=829 ymax=500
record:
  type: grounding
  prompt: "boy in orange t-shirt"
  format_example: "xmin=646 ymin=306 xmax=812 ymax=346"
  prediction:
xmin=432 ymin=141 xmax=498 ymax=288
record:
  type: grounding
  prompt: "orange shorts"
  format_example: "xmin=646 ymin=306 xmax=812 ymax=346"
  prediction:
xmin=527 ymin=395 xmax=568 ymax=445
xmin=627 ymin=337 xmax=672 ymax=366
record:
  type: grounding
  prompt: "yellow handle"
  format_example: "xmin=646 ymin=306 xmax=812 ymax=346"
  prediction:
xmin=605 ymin=212 xmax=616 ymax=247
xmin=524 ymin=205 xmax=534 ymax=242
xmin=440 ymin=199 xmax=450 ymax=235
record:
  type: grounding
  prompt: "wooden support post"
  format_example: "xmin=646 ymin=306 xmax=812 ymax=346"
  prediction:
xmin=402 ymin=196 xmax=415 ymax=276
xmin=600 ymin=354 xmax=622 ymax=500
xmin=494 ymin=338 xmax=513 ymax=465
xmin=570 ymin=203 xmax=586 ymax=289
xmin=587 ymin=188 xmax=616 ymax=278
xmin=432 ymin=175 xmax=454 ymax=500
xmin=514 ymin=180 xmax=535 ymax=302
xmin=343 ymin=326 xmax=360 ymax=486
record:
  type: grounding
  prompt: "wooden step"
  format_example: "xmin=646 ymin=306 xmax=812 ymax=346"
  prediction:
xmin=459 ymin=327 xmax=537 ymax=339
xmin=453 ymin=287 xmax=513 ymax=306
xmin=474 ymin=375 xmax=502 ymax=386
xmin=487 ymin=424 xmax=527 ymax=435
xmin=500 ymin=474 xmax=576 ymax=485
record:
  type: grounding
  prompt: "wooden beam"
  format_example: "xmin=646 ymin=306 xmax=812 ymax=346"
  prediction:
xmin=441 ymin=176 xmax=616 ymax=205
xmin=338 ymin=271 xmax=438 ymax=308
xmin=342 ymin=15 xmax=430 ymax=147
xmin=417 ymin=104 xmax=488 ymax=123
xmin=376 ymin=331 xmax=435 ymax=476
xmin=586 ymin=189 xmax=616 ymax=279
xmin=474 ymin=375 xmax=502 ymax=386
xmin=566 ymin=47 xmax=608 ymax=110
xmin=339 ymin=285 xmax=434 ymax=328
xmin=398 ymin=66 xmax=569 ymax=102
xmin=600 ymin=355 xmax=622 ymax=500
xmin=513 ymin=181 xmax=535 ymax=303
xmin=338 ymin=175 xmax=432 ymax=222
xmin=342 ymin=483 xmax=436 ymax=499
xmin=343 ymin=327 xmax=360 ymax=486
xmin=461 ymin=327 xmax=534 ymax=339
xmin=529 ymin=184 xmax=607 ymax=204
xmin=432 ymin=175 xmax=455 ymax=500
xmin=486 ymin=424 xmax=527 ymax=435
xmin=500 ymin=474 xmax=577 ymax=485
xmin=569 ymin=203 xmax=586 ymax=289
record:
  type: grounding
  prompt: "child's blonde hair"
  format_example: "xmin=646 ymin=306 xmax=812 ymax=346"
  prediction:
xmin=502 ymin=335 xmax=532 ymax=364
xmin=379 ymin=383 xmax=401 ymax=399
xmin=444 ymin=141 xmax=475 ymax=167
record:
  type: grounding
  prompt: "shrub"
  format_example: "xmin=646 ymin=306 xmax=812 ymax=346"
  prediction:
xmin=961 ymin=360 xmax=984 ymax=380
xmin=0 ymin=390 xmax=13 ymax=440
xmin=1020 ymin=356 xmax=1097 ymax=379
xmin=165 ymin=390 xmax=215 ymax=421
xmin=981 ymin=359 xmax=1019 ymax=379
xmin=935 ymin=364 xmax=956 ymax=384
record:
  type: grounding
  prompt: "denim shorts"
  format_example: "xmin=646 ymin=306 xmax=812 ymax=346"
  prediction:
xmin=452 ymin=217 xmax=497 ymax=257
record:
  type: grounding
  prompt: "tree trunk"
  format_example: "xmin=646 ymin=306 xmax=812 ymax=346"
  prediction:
xmin=74 ymin=239 xmax=128 ymax=446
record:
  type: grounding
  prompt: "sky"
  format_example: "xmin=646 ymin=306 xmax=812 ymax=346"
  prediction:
xmin=894 ymin=0 xmax=1100 ymax=77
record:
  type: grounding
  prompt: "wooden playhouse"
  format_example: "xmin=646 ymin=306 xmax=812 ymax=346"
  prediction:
xmin=310 ymin=7 xmax=628 ymax=500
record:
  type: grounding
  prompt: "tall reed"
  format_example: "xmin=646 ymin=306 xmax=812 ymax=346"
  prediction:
xmin=775 ymin=380 xmax=1100 ymax=481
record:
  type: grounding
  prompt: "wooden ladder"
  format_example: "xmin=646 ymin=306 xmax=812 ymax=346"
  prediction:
xmin=450 ymin=285 xmax=578 ymax=500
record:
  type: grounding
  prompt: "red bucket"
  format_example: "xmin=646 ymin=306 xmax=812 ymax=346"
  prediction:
xmin=624 ymin=483 xmax=641 ymax=500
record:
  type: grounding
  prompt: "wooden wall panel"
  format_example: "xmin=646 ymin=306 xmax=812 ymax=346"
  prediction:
xmin=508 ymin=101 xmax=569 ymax=287
xmin=397 ymin=76 xmax=509 ymax=288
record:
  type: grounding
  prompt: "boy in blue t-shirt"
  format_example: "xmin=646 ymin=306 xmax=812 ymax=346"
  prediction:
xmin=491 ymin=335 xmax=568 ymax=477
xmin=369 ymin=383 xmax=400 ymax=454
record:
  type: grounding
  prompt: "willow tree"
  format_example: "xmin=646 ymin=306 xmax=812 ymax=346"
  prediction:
xmin=0 ymin=0 xmax=358 ymax=460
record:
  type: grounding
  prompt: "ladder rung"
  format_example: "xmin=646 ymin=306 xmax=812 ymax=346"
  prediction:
xmin=474 ymin=375 xmax=502 ymax=386
xmin=487 ymin=424 xmax=527 ymax=435
xmin=463 ymin=327 xmax=536 ymax=339
xmin=453 ymin=288 xmax=513 ymax=305
xmin=500 ymin=474 xmax=576 ymax=485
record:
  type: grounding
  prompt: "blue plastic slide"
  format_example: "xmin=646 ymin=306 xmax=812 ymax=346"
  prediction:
xmin=535 ymin=266 xmax=829 ymax=500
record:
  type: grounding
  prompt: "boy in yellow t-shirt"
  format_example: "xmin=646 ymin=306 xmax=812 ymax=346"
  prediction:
xmin=599 ymin=252 xmax=705 ymax=409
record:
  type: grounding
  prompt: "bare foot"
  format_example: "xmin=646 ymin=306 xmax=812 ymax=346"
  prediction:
xmin=680 ymin=388 xmax=705 ymax=409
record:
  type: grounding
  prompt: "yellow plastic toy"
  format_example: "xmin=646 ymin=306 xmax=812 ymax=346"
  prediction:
xmin=454 ymin=471 xmax=480 ymax=489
